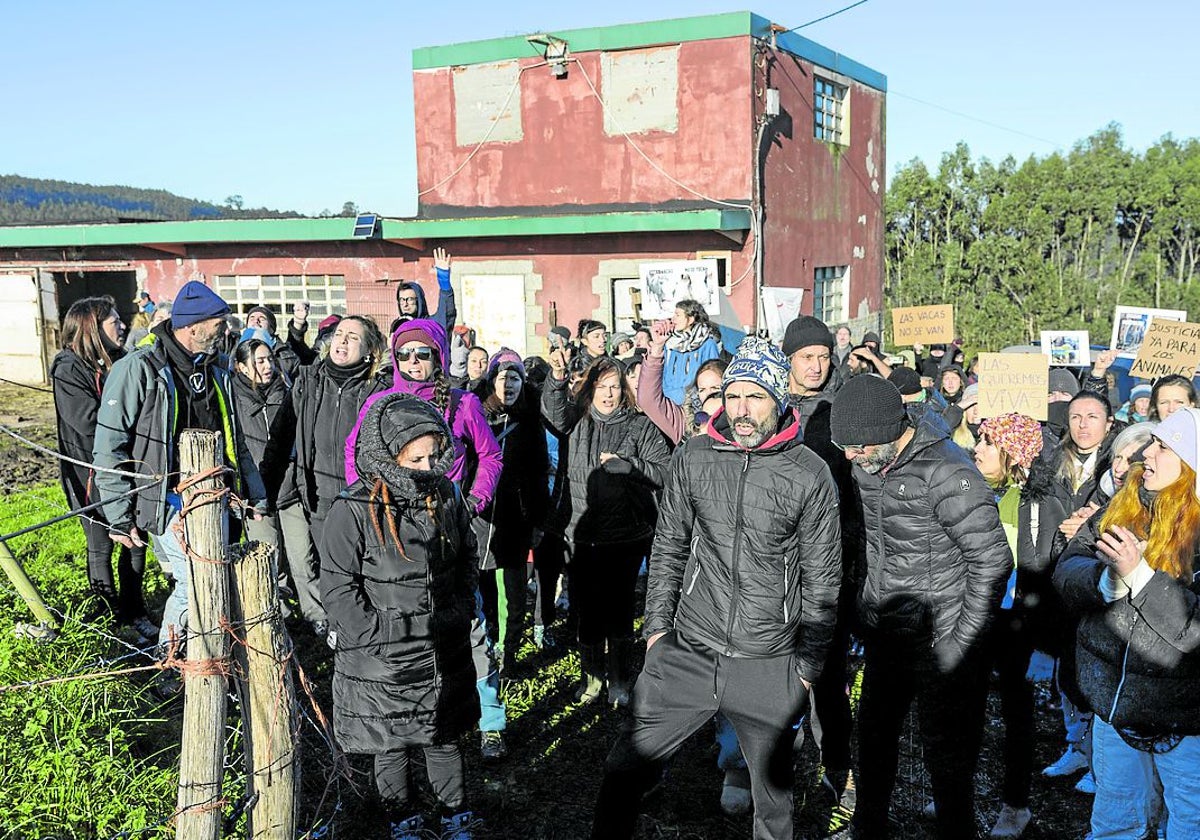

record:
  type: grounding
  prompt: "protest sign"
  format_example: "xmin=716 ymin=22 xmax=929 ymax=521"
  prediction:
xmin=891 ymin=305 xmax=954 ymax=345
xmin=637 ymin=260 xmax=720 ymax=320
xmin=1128 ymin=319 xmax=1200 ymax=380
xmin=976 ymin=352 xmax=1049 ymax=421
xmin=1110 ymin=305 xmax=1187 ymax=358
xmin=760 ymin=287 xmax=805 ymax=343
xmin=1040 ymin=330 xmax=1090 ymax=367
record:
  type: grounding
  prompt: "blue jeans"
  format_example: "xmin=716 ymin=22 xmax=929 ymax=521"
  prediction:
xmin=150 ymin=513 xmax=188 ymax=649
xmin=471 ymin=587 xmax=506 ymax=732
xmin=1091 ymin=717 xmax=1200 ymax=839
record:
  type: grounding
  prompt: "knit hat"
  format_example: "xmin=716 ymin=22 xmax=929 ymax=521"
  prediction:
xmin=830 ymin=375 xmax=909 ymax=446
xmin=959 ymin=382 xmax=980 ymax=409
xmin=487 ymin=347 xmax=526 ymax=380
xmin=1152 ymin=408 xmax=1200 ymax=500
xmin=722 ymin=336 xmax=790 ymax=409
xmin=549 ymin=325 xmax=571 ymax=347
xmin=392 ymin=324 xmax=438 ymax=354
xmin=888 ymin=366 xmax=922 ymax=396
xmin=318 ymin=314 xmax=342 ymax=333
xmin=611 ymin=332 xmax=634 ymax=350
xmin=171 ymin=281 xmax=231 ymax=329
xmin=1048 ymin=369 xmax=1081 ymax=397
xmin=1130 ymin=383 xmax=1152 ymax=402
xmin=782 ymin=315 xmax=834 ymax=356
xmin=978 ymin=413 xmax=1044 ymax=470
xmin=245 ymin=305 xmax=278 ymax=335
xmin=353 ymin=392 xmax=455 ymax=491
xmin=238 ymin=326 xmax=274 ymax=347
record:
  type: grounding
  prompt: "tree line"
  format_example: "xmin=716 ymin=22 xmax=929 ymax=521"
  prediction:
xmin=885 ymin=124 xmax=1200 ymax=354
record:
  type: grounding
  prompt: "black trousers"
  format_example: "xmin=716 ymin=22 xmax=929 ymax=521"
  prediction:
xmin=81 ymin=517 xmax=147 ymax=621
xmin=572 ymin=538 xmax=649 ymax=646
xmin=375 ymin=744 xmax=465 ymax=813
xmin=852 ymin=635 xmax=989 ymax=840
xmin=478 ymin=566 xmax=527 ymax=651
xmin=809 ymin=597 xmax=854 ymax=773
xmin=532 ymin=531 xmax=567 ymax=627
xmin=987 ymin=608 xmax=1036 ymax=808
xmin=592 ymin=631 xmax=810 ymax=840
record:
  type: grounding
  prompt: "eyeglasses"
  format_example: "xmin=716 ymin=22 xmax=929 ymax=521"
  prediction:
xmin=396 ymin=347 xmax=434 ymax=362
xmin=832 ymin=441 xmax=867 ymax=456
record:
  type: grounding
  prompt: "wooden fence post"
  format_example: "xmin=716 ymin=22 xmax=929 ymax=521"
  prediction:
xmin=231 ymin=540 xmax=299 ymax=839
xmin=175 ymin=430 xmax=230 ymax=840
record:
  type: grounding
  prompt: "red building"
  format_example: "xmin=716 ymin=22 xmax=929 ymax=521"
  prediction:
xmin=0 ymin=11 xmax=885 ymax=383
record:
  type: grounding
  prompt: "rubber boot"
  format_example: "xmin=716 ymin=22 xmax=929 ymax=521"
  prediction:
xmin=574 ymin=643 xmax=606 ymax=704
xmin=607 ymin=636 xmax=635 ymax=708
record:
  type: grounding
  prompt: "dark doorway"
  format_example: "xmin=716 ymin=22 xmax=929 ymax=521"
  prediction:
xmin=53 ymin=271 xmax=139 ymax=327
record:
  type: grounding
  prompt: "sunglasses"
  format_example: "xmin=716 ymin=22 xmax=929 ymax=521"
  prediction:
xmin=396 ymin=347 xmax=434 ymax=362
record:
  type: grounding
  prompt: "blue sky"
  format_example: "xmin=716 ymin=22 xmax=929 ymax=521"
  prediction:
xmin=3 ymin=1 xmax=1196 ymax=216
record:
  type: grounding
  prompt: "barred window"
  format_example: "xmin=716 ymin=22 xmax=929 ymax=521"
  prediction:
xmin=813 ymin=265 xmax=848 ymax=324
xmin=814 ymin=77 xmax=848 ymax=145
xmin=212 ymin=274 xmax=346 ymax=320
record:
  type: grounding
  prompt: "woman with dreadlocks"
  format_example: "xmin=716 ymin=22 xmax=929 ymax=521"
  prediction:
xmin=1055 ymin=407 xmax=1200 ymax=839
xmin=321 ymin=393 xmax=480 ymax=840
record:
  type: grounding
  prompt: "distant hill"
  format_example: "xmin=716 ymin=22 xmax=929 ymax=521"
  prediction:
xmin=0 ymin=175 xmax=303 ymax=224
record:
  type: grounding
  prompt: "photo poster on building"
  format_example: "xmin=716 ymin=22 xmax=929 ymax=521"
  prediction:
xmin=1040 ymin=330 xmax=1091 ymax=368
xmin=760 ymin=287 xmax=805 ymax=344
xmin=637 ymin=260 xmax=720 ymax=321
xmin=976 ymin=352 xmax=1050 ymax=421
xmin=890 ymin=305 xmax=955 ymax=346
xmin=1110 ymin=305 xmax=1187 ymax=359
xmin=1128 ymin=319 xmax=1200 ymax=380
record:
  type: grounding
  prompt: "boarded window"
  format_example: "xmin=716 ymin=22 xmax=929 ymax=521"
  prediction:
xmin=460 ymin=274 xmax=528 ymax=356
xmin=601 ymin=46 xmax=679 ymax=136
xmin=453 ymin=60 xmax=524 ymax=147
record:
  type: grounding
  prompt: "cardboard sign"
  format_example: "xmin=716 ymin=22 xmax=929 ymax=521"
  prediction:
xmin=891 ymin=305 xmax=954 ymax=345
xmin=976 ymin=353 xmax=1049 ymax=421
xmin=1040 ymin=330 xmax=1091 ymax=367
xmin=1110 ymin=305 xmax=1187 ymax=358
xmin=1129 ymin=319 xmax=1200 ymax=380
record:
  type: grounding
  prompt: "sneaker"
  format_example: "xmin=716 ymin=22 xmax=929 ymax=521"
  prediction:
xmin=388 ymin=814 xmax=424 ymax=840
xmin=325 ymin=629 xmax=338 ymax=651
xmin=989 ymin=804 xmax=1032 ymax=839
xmin=1042 ymin=746 xmax=1089 ymax=777
xmin=440 ymin=810 xmax=477 ymax=840
xmin=480 ymin=730 xmax=506 ymax=760
xmin=922 ymin=799 xmax=937 ymax=819
xmin=311 ymin=619 xmax=329 ymax=639
xmin=129 ymin=616 xmax=160 ymax=643
xmin=719 ymin=767 xmax=752 ymax=816
xmin=1074 ymin=771 xmax=1096 ymax=795
xmin=533 ymin=624 xmax=555 ymax=650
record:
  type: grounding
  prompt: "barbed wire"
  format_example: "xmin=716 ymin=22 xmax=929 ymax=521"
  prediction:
xmin=0 ymin=422 xmax=165 ymax=480
xmin=0 ymin=375 xmax=54 ymax=394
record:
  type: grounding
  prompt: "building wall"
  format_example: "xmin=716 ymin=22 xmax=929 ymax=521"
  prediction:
xmin=758 ymin=46 xmax=885 ymax=334
xmin=413 ymin=37 xmax=755 ymax=215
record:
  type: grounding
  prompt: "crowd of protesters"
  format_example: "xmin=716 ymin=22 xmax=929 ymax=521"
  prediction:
xmin=47 ymin=264 xmax=1200 ymax=840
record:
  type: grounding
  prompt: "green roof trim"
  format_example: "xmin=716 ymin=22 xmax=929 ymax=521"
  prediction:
xmin=0 ymin=209 xmax=751 ymax=249
xmin=412 ymin=10 xmax=885 ymax=92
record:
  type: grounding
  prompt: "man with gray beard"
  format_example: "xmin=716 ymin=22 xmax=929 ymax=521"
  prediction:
xmin=829 ymin=375 xmax=1011 ymax=840
xmin=592 ymin=338 xmax=842 ymax=840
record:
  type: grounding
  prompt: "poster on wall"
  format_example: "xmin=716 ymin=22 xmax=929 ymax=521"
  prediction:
xmin=637 ymin=260 xmax=720 ymax=320
xmin=1110 ymin=306 xmax=1187 ymax=358
xmin=760 ymin=287 xmax=805 ymax=344
xmin=1039 ymin=330 xmax=1091 ymax=367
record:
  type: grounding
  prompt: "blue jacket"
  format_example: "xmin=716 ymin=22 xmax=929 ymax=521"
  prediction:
xmin=662 ymin=337 xmax=721 ymax=406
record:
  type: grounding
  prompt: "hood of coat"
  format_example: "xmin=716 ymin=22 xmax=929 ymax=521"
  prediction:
xmin=394 ymin=281 xmax=431 ymax=319
xmin=891 ymin=410 xmax=954 ymax=471
xmin=353 ymin=392 xmax=456 ymax=499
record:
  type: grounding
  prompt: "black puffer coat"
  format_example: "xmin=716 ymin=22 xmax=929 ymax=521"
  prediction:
xmin=231 ymin=371 xmax=295 ymax=506
xmin=853 ymin=413 xmax=1012 ymax=668
xmin=470 ymin=391 xmax=549 ymax=570
xmin=1055 ymin=510 xmax=1200 ymax=736
xmin=1014 ymin=446 xmax=1076 ymax=653
xmin=290 ymin=359 xmax=388 ymax=516
xmin=319 ymin=471 xmax=480 ymax=750
xmin=644 ymin=408 xmax=842 ymax=683
xmin=540 ymin=375 xmax=671 ymax=546
xmin=51 ymin=348 xmax=113 ymax=512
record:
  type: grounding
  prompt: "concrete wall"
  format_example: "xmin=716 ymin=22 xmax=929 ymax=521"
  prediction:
xmin=413 ymin=37 xmax=755 ymax=214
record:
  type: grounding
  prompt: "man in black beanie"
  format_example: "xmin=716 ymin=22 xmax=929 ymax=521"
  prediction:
xmin=779 ymin=314 xmax=859 ymax=811
xmin=828 ymin=375 xmax=1011 ymax=840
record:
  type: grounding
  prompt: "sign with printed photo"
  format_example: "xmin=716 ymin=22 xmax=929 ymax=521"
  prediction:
xmin=890 ymin=305 xmax=955 ymax=345
xmin=1110 ymin=306 xmax=1187 ymax=358
xmin=976 ymin=352 xmax=1049 ymax=421
xmin=1040 ymin=330 xmax=1090 ymax=367
xmin=1129 ymin=319 xmax=1200 ymax=380
xmin=637 ymin=260 xmax=720 ymax=320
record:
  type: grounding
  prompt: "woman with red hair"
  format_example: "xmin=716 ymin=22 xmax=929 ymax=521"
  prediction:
xmin=1055 ymin=407 xmax=1200 ymax=839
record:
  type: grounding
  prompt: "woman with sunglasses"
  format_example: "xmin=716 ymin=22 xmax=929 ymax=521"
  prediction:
xmin=287 ymin=315 xmax=389 ymax=643
xmin=1055 ymin=408 xmax=1200 ymax=839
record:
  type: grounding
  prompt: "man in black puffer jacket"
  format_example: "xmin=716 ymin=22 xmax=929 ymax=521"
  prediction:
xmin=830 ymin=375 xmax=1011 ymax=840
xmin=592 ymin=338 xmax=842 ymax=840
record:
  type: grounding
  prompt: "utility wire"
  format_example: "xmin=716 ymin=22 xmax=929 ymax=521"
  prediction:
xmin=889 ymin=90 xmax=1063 ymax=148
xmin=783 ymin=0 xmax=871 ymax=32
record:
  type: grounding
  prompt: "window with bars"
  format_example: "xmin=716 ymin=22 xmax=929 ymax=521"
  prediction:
xmin=211 ymin=274 xmax=346 ymax=320
xmin=813 ymin=265 xmax=848 ymax=324
xmin=814 ymin=77 xmax=848 ymax=144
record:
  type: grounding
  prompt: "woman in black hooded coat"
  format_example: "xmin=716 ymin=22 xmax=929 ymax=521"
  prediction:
xmin=320 ymin=392 xmax=480 ymax=836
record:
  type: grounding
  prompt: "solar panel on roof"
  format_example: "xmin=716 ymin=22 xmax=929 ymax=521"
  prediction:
xmin=352 ymin=214 xmax=379 ymax=238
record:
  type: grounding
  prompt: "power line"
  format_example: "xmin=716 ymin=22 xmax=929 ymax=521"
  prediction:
xmin=889 ymin=90 xmax=1063 ymax=148
xmin=784 ymin=0 xmax=871 ymax=33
